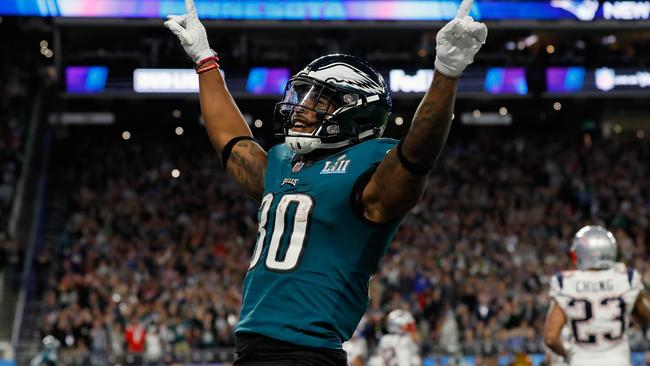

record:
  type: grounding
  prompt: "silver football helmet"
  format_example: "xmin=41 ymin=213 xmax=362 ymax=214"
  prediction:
xmin=570 ymin=225 xmax=617 ymax=270
xmin=386 ymin=309 xmax=415 ymax=334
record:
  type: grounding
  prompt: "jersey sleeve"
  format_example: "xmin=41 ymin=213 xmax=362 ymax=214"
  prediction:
xmin=630 ymin=268 xmax=644 ymax=291
xmin=549 ymin=272 xmax=571 ymax=310
xmin=348 ymin=139 xmax=399 ymax=221
xmin=623 ymin=268 xmax=644 ymax=306
xmin=369 ymin=138 xmax=399 ymax=165
xmin=266 ymin=143 xmax=293 ymax=163
xmin=263 ymin=143 xmax=294 ymax=189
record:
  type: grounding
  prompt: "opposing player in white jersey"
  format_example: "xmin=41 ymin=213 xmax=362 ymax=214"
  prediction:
xmin=544 ymin=225 xmax=650 ymax=366
xmin=343 ymin=316 xmax=368 ymax=366
xmin=368 ymin=310 xmax=422 ymax=366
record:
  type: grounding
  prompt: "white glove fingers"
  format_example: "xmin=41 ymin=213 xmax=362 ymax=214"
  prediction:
xmin=450 ymin=16 xmax=473 ymax=39
xmin=456 ymin=0 xmax=474 ymax=18
xmin=444 ymin=18 xmax=463 ymax=39
xmin=167 ymin=14 xmax=187 ymax=26
xmin=185 ymin=0 xmax=197 ymax=17
xmin=461 ymin=16 xmax=474 ymax=29
xmin=467 ymin=21 xmax=488 ymax=43
xmin=164 ymin=20 xmax=188 ymax=44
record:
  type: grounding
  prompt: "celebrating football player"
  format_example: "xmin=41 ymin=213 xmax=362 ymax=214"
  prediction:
xmin=165 ymin=0 xmax=487 ymax=364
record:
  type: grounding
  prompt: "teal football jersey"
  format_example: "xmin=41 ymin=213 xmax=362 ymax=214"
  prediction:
xmin=236 ymin=138 xmax=402 ymax=349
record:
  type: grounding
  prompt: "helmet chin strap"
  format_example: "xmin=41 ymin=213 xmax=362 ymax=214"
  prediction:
xmin=285 ymin=129 xmax=377 ymax=154
xmin=285 ymin=132 xmax=321 ymax=154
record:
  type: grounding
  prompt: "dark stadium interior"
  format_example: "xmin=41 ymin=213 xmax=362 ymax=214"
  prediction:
xmin=1 ymin=5 xmax=650 ymax=366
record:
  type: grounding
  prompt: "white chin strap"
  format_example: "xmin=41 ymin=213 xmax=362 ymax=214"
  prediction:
xmin=285 ymin=132 xmax=322 ymax=154
xmin=284 ymin=129 xmax=376 ymax=154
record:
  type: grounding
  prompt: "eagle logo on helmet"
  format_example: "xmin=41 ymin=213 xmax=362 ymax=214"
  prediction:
xmin=274 ymin=54 xmax=392 ymax=155
xmin=297 ymin=62 xmax=387 ymax=95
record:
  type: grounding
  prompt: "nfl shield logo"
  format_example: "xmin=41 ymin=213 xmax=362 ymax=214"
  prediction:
xmin=292 ymin=161 xmax=304 ymax=173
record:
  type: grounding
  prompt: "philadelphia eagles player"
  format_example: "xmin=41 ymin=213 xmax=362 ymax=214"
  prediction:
xmin=165 ymin=0 xmax=487 ymax=364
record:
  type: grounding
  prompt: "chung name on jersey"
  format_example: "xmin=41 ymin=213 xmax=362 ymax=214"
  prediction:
xmin=575 ymin=279 xmax=614 ymax=293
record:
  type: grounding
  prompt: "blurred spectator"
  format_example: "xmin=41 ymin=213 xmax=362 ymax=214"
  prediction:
xmin=124 ymin=317 xmax=146 ymax=354
xmin=144 ymin=325 xmax=163 ymax=363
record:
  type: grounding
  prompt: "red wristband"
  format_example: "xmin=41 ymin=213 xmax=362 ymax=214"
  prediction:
xmin=195 ymin=56 xmax=219 ymax=68
xmin=196 ymin=62 xmax=219 ymax=74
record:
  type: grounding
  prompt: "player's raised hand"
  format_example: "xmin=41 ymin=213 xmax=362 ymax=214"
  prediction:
xmin=164 ymin=0 xmax=215 ymax=63
xmin=434 ymin=0 xmax=488 ymax=78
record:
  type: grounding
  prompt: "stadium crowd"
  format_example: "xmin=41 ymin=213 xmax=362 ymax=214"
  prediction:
xmin=0 ymin=46 xmax=32 ymax=291
xmin=36 ymin=131 xmax=650 ymax=363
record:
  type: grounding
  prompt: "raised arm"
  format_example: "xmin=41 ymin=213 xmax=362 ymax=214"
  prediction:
xmin=360 ymin=0 xmax=487 ymax=223
xmin=165 ymin=0 xmax=266 ymax=200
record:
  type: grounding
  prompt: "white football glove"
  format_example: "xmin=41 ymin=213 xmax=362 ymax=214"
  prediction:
xmin=434 ymin=0 xmax=488 ymax=78
xmin=164 ymin=0 xmax=215 ymax=63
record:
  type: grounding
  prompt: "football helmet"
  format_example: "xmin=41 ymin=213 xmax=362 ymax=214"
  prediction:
xmin=274 ymin=54 xmax=392 ymax=154
xmin=386 ymin=309 xmax=416 ymax=335
xmin=570 ymin=225 xmax=617 ymax=270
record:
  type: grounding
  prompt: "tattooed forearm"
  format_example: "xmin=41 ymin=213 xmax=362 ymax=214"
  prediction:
xmin=226 ymin=141 xmax=267 ymax=201
xmin=358 ymin=73 xmax=459 ymax=223
xmin=402 ymin=73 xmax=459 ymax=168
xmin=365 ymin=149 xmax=426 ymax=220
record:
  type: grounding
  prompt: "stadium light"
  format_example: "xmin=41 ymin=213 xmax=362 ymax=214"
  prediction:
xmin=254 ymin=119 xmax=263 ymax=128
xmin=122 ymin=131 xmax=131 ymax=140
xmin=523 ymin=35 xmax=538 ymax=47
xmin=175 ymin=126 xmax=184 ymax=136
xmin=553 ymin=102 xmax=562 ymax=111
xmin=602 ymin=35 xmax=617 ymax=45
xmin=395 ymin=116 xmax=404 ymax=126
xmin=171 ymin=169 xmax=181 ymax=178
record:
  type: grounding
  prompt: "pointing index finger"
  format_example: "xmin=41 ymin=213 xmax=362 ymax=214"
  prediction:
xmin=185 ymin=0 xmax=196 ymax=15
xmin=457 ymin=0 xmax=473 ymax=18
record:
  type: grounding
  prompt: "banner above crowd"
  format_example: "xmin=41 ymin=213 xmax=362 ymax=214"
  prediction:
xmin=2 ymin=0 xmax=650 ymax=22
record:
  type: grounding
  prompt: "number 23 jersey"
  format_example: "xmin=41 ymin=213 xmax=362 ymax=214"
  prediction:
xmin=237 ymin=138 xmax=402 ymax=349
xmin=549 ymin=263 xmax=644 ymax=366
